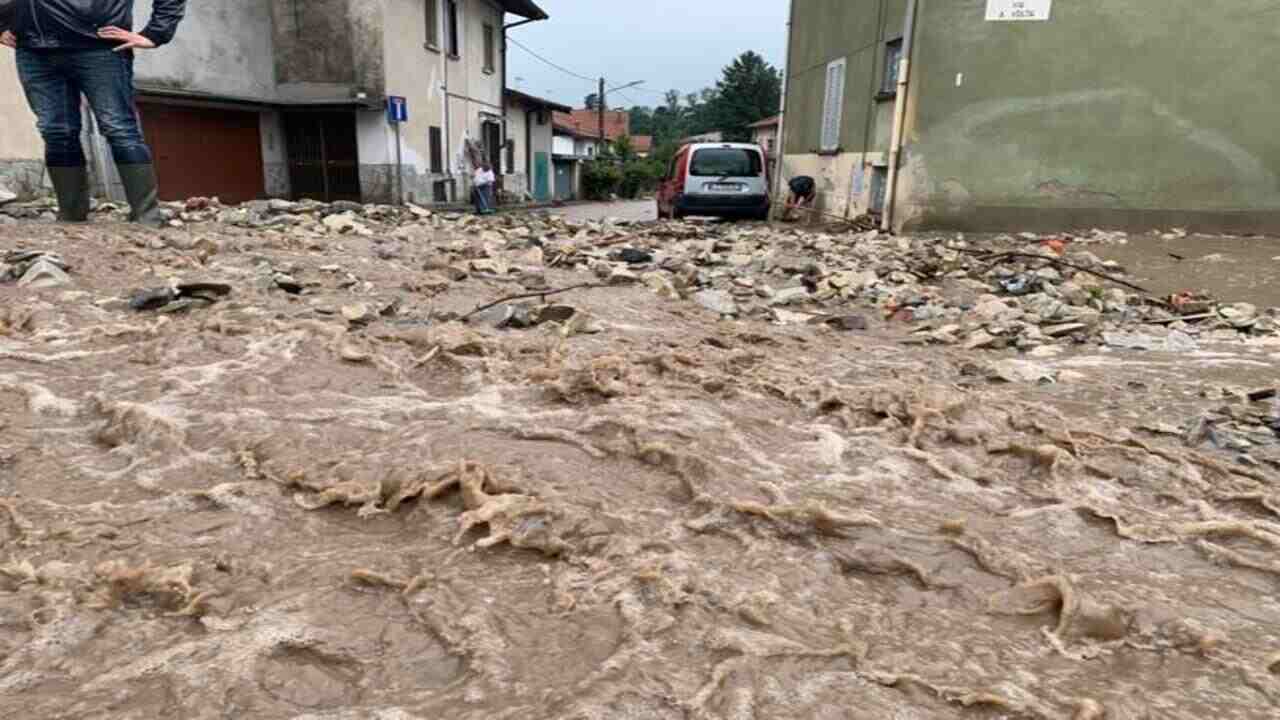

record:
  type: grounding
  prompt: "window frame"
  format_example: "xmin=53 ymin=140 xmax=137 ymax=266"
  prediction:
xmin=878 ymin=38 xmax=904 ymax=100
xmin=820 ymin=57 xmax=847 ymax=153
xmin=445 ymin=0 xmax=460 ymax=59
xmin=482 ymin=23 xmax=496 ymax=74
xmin=424 ymin=0 xmax=440 ymax=51
xmin=429 ymin=126 xmax=443 ymax=174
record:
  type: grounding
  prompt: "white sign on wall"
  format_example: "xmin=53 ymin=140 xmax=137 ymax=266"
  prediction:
xmin=986 ymin=0 xmax=1052 ymax=21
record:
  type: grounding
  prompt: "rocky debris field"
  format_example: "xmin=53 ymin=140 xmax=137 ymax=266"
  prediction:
xmin=3 ymin=196 xmax=1280 ymax=719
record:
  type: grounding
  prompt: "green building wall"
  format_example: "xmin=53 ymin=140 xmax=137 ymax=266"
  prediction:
xmin=783 ymin=0 xmax=1280 ymax=232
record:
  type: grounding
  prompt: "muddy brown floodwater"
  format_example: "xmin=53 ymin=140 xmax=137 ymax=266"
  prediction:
xmin=2 ymin=215 xmax=1280 ymax=720
xmin=1095 ymin=232 xmax=1280 ymax=308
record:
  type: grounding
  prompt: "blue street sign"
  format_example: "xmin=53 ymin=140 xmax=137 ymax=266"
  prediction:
xmin=387 ymin=96 xmax=408 ymax=124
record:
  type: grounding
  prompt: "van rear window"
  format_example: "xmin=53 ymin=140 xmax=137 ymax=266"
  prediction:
xmin=689 ymin=148 xmax=761 ymax=177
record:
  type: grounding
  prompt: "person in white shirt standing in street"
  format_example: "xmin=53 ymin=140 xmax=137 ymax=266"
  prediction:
xmin=472 ymin=163 xmax=490 ymax=215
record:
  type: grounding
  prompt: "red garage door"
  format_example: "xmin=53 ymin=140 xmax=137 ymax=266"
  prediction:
xmin=138 ymin=103 xmax=265 ymax=204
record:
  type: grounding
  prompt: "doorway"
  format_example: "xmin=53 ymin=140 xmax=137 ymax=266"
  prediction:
xmin=283 ymin=112 xmax=362 ymax=203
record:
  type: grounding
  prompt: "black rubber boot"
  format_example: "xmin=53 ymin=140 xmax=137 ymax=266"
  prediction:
xmin=46 ymin=166 xmax=91 ymax=222
xmin=116 ymin=163 xmax=165 ymax=229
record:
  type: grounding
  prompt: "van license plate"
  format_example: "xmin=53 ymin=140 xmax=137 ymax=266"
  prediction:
xmin=707 ymin=183 xmax=743 ymax=192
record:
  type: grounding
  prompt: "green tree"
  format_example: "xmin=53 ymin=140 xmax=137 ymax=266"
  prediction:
xmin=710 ymin=51 xmax=781 ymax=142
xmin=628 ymin=106 xmax=655 ymax=137
xmin=612 ymin=135 xmax=637 ymax=163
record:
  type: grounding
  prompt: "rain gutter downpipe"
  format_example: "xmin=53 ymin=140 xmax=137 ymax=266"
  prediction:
xmin=772 ymin=0 xmax=794 ymax=204
xmin=881 ymin=0 xmax=920 ymax=232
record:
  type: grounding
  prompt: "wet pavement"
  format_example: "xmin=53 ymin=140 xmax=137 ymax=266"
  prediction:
xmin=548 ymin=199 xmax=656 ymax=224
xmin=2 ymin=203 xmax=1280 ymax=719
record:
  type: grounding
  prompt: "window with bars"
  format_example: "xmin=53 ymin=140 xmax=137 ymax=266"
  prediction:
xmin=820 ymin=57 xmax=846 ymax=152
xmin=425 ymin=0 xmax=439 ymax=49
xmin=483 ymin=24 xmax=495 ymax=73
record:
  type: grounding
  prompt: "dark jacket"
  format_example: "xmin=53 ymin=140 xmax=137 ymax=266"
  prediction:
xmin=1 ymin=0 xmax=185 ymax=50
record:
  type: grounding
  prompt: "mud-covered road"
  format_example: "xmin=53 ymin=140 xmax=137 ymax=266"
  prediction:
xmin=2 ymin=204 xmax=1280 ymax=719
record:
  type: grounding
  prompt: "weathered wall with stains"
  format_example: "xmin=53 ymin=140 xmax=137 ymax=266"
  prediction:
xmin=270 ymin=0 xmax=385 ymax=101
xmin=133 ymin=0 xmax=276 ymax=100
xmin=783 ymin=0 xmax=1280 ymax=232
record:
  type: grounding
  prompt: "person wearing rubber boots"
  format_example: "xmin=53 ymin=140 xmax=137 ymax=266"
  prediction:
xmin=0 ymin=0 xmax=185 ymax=227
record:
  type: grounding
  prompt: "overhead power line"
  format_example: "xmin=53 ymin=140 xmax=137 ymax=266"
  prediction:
xmin=507 ymin=37 xmax=597 ymax=84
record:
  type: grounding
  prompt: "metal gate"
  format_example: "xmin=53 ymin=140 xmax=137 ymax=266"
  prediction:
xmin=283 ymin=112 xmax=362 ymax=203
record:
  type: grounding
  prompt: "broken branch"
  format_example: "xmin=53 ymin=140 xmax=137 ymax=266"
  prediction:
xmin=461 ymin=283 xmax=607 ymax=321
xmin=979 ymin=252 xmax=1151 ymax=294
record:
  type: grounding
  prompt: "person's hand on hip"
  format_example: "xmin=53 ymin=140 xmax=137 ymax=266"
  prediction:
xmin=0 ymin=31 xmax=16 ymax=49
xmin=97 ymin=26 xmax=156 ymax=51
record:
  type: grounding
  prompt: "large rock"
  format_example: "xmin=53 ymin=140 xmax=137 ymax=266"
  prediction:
xmin=0 ymin=186 xmax=16 ymax=206
xmin=323 ymin=212 xmax=366 ymax=234
xmin=18 ymin=259 xmax=72 ymax=289
xmin=694 ymin=290 xmax=738 ymax=316
xmin=990 ymin=358 xmax=1055 ymax=384
xmin=769 ymin=286 xmax=811 ymax=307
xmin=973 ymin=298 xmax=1018 ymax=322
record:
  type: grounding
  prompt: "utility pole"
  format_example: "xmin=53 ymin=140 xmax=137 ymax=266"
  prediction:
xmin=598 ymin=77 xmax=606 ymax=152
xmin=595 ymin=80 xmax=645 ymax=157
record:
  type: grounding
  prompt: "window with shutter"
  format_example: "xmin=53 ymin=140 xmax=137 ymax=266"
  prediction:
xmin=821 ymin=58 xmax=847 ymax=152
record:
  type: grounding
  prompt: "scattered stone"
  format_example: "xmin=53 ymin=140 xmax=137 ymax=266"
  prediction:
xmin=616 ymin=248 xmax=654 ymax=264
xmin=339 ymin=341 xmax=372 ymax=363
xmin=323 ymin=212 xmax=365 ymax=234
xmin=827 ymin=314 xmax=868 ymax=331
xmin=18 ymin=259 xmax=72 ymax=289
xmin=964 ymin=330 xmax=998 ymax=350
xmin=342 ymin=303 xmax=374 ymax=324
xmin=772 ymin=309 xmax=813 ymax=325
xmin=990 ymin=358 xmax=1056 ymax=384
xmin=273 ymin=273 xmax=303 ymax=294
xmin=694 ymin=290 xmax=738 ymax=316
xmin=1103 ymin=330 xmax=1198 ymax=353
xmin=769 ymin=286 xmax=810 ymax=307
xmin=1042 ymin=323 xmax=1087 ymax=338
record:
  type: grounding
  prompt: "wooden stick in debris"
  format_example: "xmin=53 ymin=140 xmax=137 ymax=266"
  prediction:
xmin=979 ymin=251 xmax=1151 ymax=294
xmin=461 ymin=283 xmax=608 ymax=321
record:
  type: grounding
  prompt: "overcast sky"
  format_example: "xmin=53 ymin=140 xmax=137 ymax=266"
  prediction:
xmin=506 ymin=0 xmax=789 ymax=109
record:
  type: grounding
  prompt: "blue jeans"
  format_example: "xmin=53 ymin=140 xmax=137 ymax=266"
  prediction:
xmin=15 ymin=48 xmax=152 ymax=168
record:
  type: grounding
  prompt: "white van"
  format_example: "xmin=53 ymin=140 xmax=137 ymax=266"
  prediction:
xmin=656 ymin=143 xmax=771 ymax=221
